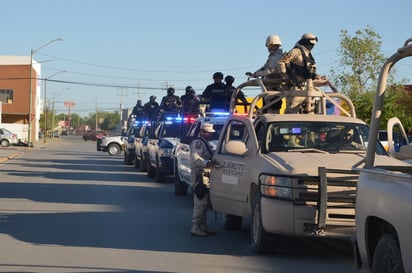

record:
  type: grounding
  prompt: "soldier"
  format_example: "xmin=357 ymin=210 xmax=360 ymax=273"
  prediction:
xmin=224 ymin=75 xmax=248 ymax=113
xmin=246 ymin=34 xmax=284 ymax=79
xmin=201 ymin=72 xmax=227 ymax=112
xmin=130 ymin=100 xmax=145 ymax=119
xmin=190 ymin=122 xmax=217 ymax=237
xmin=159 ymin=87 xmax=182 ymax=119
xmin=144 ymin=95 xmax=159 ymax=121
xmin=246 ymin=35 xmax=284 ymax=113
xmin=128 ymin=99 xmax=146 ymax=128
xmin=181 ymin=86 xmax=195 ymax=103
xmin=181 ymin=87 xmax=200 ymax=117
xmin=278 ymin=33 xmax=321 ymax=87
xmin=278 ymin=33 xmax=323 ymax=113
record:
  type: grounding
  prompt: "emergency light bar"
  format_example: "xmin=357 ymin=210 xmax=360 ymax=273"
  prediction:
xmin=165 ymin=116 xmax=183 ymax=122
xmin=133 ymin=120 xmax=149 ymax=126
xmin=205 ymin=110 xmax=230 ymax=118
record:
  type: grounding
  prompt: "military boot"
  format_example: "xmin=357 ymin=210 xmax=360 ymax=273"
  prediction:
xmin=200 ymin=224 xmax=217 ymax=235
xmin=190 ymin=224 xmax=208 ymax=237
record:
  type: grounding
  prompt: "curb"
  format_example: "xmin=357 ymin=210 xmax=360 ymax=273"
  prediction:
xmin=0 ymin=151 xmax=25 ymax=163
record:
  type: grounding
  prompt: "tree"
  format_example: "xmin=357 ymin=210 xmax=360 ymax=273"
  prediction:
xmin=330 ymin=26 xmax=411 ymax=128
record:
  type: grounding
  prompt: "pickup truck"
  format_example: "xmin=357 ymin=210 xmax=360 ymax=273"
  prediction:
xmin=134 ymin=122 xmax=152 ymax=172
xmin=100 ymin=135 xmax=125 ymax=156
xmin=146 ymin=117 xmax=184 ymax=182
xmin=173 ymin=112 xmax=228 ymax=196
xmin=208 ymin=77 xmax=404 ymax=253
xmin=355 ymin=38 xmax=412 ymax=273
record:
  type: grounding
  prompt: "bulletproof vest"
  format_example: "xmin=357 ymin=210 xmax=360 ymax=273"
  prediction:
xmin=208 ymin=84 xmax=228 ymax=109
xmin=182 ymin=96 xmax=199 ymax=114
xmin=289 ymin=46 xmax=317 ymax=80
xmin=162 ymin=95 xmax=179 ymax=111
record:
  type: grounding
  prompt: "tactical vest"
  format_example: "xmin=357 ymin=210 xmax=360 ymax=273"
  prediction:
xmin=289 ymin=46 xmax=317 ymax=80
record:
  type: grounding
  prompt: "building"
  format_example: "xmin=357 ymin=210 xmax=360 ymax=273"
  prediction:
xmin=0 ymin=56 xmax=41 ymax=143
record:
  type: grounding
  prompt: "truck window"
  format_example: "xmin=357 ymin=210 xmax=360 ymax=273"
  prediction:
xmin=218 ymin=120 xmax=248 ymax=154
xmin=263 ymin=121 xmax=385 ymax=154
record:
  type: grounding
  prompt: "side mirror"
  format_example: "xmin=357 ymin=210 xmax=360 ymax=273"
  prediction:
xmin=224 ymin=140 xmax=248 ymax=156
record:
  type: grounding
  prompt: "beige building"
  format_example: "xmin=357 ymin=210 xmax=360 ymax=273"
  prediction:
xmin=0 ymin=56 xmax=41 ymax=143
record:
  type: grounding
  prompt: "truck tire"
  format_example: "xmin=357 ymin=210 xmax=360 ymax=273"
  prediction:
xmin=140 ymin=152 xmax=148 ymax=172
xmin=175 ymin=174 xmax=188 ymax=196
xmin=155 ymin=158 xmax=165 ymax=182
xmin=134 ymin=155 xmax=141 ymax=169
xmin=126 ymin=152 xmax=134 ymax=165
xmin=147 ymin=160 xmax=155 ymax=177
xmin=251 ymin=194 xmax=272 ymax=253
xmin=372 ymin=234 xmax=404 ymax=273
xmin=223 ymin=214 xmax=243 ymax=230
xmin=107 ymin=143 xmax=121 ymax=156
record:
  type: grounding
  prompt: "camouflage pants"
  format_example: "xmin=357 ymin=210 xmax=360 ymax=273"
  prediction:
xmin=191 ymin=169 xmax=210 ymax=226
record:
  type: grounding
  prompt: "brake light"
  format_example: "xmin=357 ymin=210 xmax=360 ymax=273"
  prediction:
xmin=183 ymin=115 xmax=196 ymax=124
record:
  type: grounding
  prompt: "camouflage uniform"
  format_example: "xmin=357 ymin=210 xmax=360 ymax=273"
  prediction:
xmin=190 ymin=124 xmax=216 ymax=236
xmin=254 ymin=49 xmax=284 ymax=77
xmin=279 ymin=41 xmax=318 ymax=113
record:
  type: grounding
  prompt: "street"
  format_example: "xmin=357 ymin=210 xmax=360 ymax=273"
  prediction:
xmin=0 ymin=136 xmax=360 ymax=273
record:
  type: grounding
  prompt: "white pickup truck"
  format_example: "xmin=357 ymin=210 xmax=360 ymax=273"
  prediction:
xmin=209 ymin=77 xmax=405 ymax=253
xmin=355 ymin=38 xmax=412 ymax=273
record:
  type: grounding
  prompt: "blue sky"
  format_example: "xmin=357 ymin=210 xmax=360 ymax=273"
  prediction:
xmin=1 ymin=0 xmax=411 ymax=116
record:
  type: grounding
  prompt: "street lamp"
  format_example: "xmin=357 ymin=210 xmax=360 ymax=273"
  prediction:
xmin=28 ymin=38 xmax=63 ymax=147
xmin=50 ymin=88 xmax=69 ymax=139
xmin=43 ymin=70 xmax=66 ymax=143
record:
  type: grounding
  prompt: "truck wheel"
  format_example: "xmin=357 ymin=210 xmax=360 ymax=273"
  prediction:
xmin=155 ymin=158 xmax=165 ymax=182
xmin=223 ymin=214 xmax=243 ymax=230
xmin=107 ymin=143 xmax=121 ymax=156
xmin=175 ymin=173 xmax=188 ymax=196
xmin=140 ymin=153 xmax=147 ymax=172
xmin=147 ymin=160 xmax=155 ymax=177
xmin=126 ymin=153 xmax=134 ymax=165
xmin=372 ymin=234 xmax=404 ymax=273
xmin=134 ymin=156 xmax=141 ymax=169
xmin=251 ymin=195 xmax=272 ymax=253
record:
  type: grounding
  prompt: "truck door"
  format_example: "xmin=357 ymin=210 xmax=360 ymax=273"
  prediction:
xmin=210 ymin=118 xmax=254 ymax=216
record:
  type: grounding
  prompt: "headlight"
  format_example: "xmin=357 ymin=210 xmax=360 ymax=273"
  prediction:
xmin=260 ymin=175 xmax=292 ymax=199
xmin=159 ymin=148 xmax=173 ymax=157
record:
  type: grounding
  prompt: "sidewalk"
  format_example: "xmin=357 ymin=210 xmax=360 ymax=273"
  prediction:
xmin=0 ymin=140 xmax=48 ymax=163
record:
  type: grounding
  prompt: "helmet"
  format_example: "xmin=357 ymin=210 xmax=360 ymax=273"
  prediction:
xmin=137 ymin=99 xmax=142 ymax=104
xmin=185 ymin=86 xmax=194 ymax=94
xmin=213 ymin=72 xmax=224 ymax=80
xmin=300 ymin=33 xmax=318 ymax=44
xmin=265 ymin=35 xmax=282 ymax=47
xmin=225 ymin=75 xmax=235 ymax=84
xmin=167 ymin=87 xmax=175 ymax=95
xmin=200 ymin=122 xmax=216 ymax=133
xmin=149 ymin=95 xmax=156 ymax=101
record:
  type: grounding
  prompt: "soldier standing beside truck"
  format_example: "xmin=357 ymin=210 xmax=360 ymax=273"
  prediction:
xmin=190 ymin=123 xmax=217 ymax=237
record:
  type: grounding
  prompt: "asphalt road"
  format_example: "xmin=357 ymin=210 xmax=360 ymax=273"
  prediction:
xmin=0 ymin=136 xmax=361 ymax=273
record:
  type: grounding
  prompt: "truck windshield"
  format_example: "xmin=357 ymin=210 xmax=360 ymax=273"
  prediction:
xmin=263 ymin=121 xmax=387 ymax=155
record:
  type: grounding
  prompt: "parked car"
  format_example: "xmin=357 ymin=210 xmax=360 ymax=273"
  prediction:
xmin=0 ymin=128 xmax=18 ymax=147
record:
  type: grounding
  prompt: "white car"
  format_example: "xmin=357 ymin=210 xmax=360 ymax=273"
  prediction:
xmin=0 ymin=128 xmax=18 ymax=147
